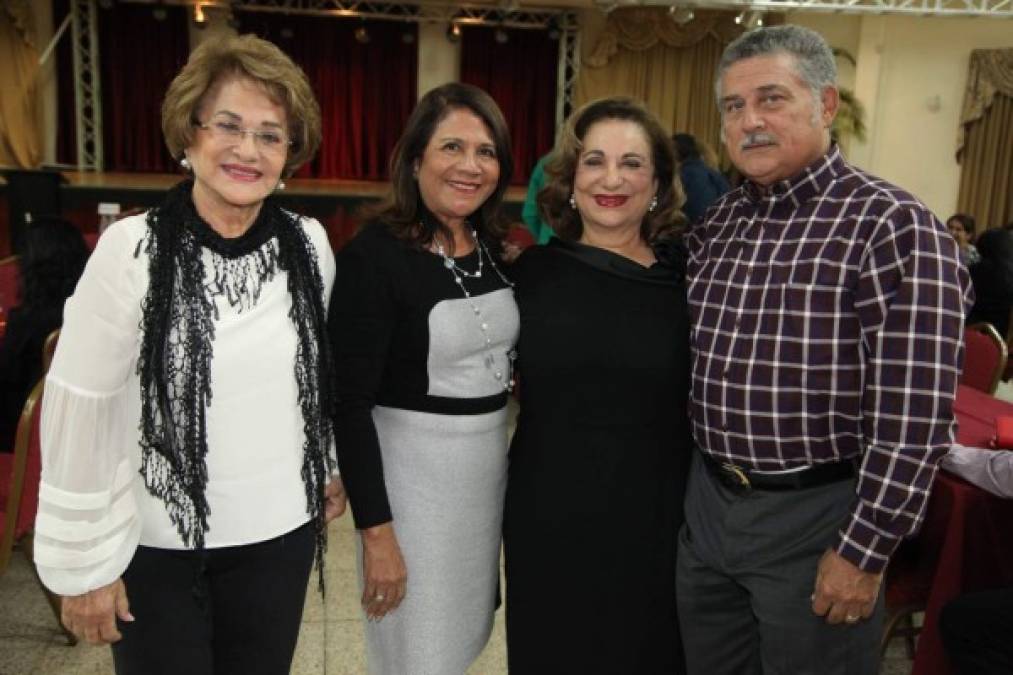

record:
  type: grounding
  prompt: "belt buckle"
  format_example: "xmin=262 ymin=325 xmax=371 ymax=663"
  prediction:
xmin=721 ymin=462 xmax=751 ymax=490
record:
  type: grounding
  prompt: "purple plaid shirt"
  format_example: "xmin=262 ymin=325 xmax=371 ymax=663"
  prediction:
xmin=686 ymin=146 xmax=972 ymax=573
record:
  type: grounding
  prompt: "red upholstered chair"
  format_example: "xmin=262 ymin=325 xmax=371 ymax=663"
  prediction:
xmin=880 ymin=543 xmax=930 ymax=659
xmin=960 ymin=322 xmax=1007 ymax=395
xmin=0 ymin=255 xmax=21 ymax=311
xmin=0 ymin=330 xmax=75 ymax=644
xmin=505 ymin=224 xmax=537 ymax=252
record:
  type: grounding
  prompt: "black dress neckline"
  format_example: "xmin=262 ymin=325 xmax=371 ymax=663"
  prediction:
xmin=547 ymin=238 xmax=684 ymax=287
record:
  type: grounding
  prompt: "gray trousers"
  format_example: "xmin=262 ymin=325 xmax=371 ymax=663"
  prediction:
xmin=676 ymin=453 xmax=884 ymax=675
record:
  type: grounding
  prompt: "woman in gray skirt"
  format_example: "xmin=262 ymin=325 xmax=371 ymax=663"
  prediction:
xmin=329 ymin=83 xmax=517 ymax=674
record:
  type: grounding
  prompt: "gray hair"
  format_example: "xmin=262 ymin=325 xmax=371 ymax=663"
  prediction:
xmin=715 ymin=25 xmax=837 ymax=111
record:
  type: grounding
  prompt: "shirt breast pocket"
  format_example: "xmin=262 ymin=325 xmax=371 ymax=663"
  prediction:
xmin=780 ymin=282 xmax=860 ymax=392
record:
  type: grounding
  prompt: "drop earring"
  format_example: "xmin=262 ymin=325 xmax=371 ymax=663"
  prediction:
xmin=277 ymin=180 xmax=286 ymax=191
xmin=568 ymin=194 xmax=576 ymax=209
xmin=180 ymin=156 xmax=191 ymax=171
xmin=648 ymin=195 xmax=658 ymax=212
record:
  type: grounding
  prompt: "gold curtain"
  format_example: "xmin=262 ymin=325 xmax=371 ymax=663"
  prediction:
xmin=574 ymin=9 xmax=746 ymax=164
xmin=957 ymin=49 xmax=1013 ymax=229
xmin=0 ymin=0 xmax=43 ymax=169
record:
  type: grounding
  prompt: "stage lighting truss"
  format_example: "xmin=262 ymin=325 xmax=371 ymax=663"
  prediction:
xmin=71 ymin=0 xmax=104 ymax=171
xmin=71 ymin=0 xmax=582 ymax=164
xmin=642 ymin=0 xmax=1013 ymax=17
xmin=222 ymin=0 xmax=581 ymax=137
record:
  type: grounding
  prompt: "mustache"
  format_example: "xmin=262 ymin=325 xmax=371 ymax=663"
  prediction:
xmin=741 ymin=132 xmax=778 ymax=149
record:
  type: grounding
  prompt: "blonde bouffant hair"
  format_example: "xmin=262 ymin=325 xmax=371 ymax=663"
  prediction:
xmin=161 ymin=34 xmax=321 ymax=176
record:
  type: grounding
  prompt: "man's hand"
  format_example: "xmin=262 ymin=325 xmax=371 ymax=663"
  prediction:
xmin=811 ymin=549 xmax=883 ymax=624
xmin=360 ymin=523 xmax=407 ymax=622
xmin=324 ymin=476 xmax=347 ymax=523
xmin=61 ymin=578 xmax=134 ymax=645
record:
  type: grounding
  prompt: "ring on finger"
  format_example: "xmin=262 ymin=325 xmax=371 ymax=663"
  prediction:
xmin=845 ymin=615 xmax=859 ymax=623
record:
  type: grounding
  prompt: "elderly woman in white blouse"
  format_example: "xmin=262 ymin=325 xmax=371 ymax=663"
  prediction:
xmin=34 ymin=35 xmax=344 ymax=675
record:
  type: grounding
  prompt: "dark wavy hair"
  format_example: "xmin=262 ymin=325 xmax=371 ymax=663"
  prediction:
xmin=19 ymin=217 xmax=89 ymax=309
xmin=363 ymin=82 xmax=513 ymax=251
xmin=538 ymin=97 xmax=686 ymax=243
xmin=673 ymin=133 xmax=701 ymax=162
xmin=947 ymin=213 xmax=977 ymax=241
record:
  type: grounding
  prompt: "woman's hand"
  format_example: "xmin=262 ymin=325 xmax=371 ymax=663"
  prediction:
xmin=360 ymin=523 xmax=407 ymax=621
xmin=324 ymin=476 xmax=347 ymax=523
xmin=61 ymin=578 xmax=134 ymax=645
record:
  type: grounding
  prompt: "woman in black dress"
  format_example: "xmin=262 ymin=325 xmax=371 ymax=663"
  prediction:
xmin=504 ymin=97 xmax=693 ymax=674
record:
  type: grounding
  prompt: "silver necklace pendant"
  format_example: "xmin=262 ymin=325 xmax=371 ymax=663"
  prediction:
xmin=432 ymin=224 xmax=515 ymax=393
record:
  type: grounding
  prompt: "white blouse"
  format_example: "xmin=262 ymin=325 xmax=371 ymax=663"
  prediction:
xmin=34 ymin=212 xmax=335 ymax=596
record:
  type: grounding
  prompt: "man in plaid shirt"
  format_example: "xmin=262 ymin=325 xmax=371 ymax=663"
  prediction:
xmin=677 ymin=25 xmax=971 ymax=674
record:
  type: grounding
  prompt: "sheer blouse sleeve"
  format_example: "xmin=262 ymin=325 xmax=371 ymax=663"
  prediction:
xmin=34 ymin=218 xmax=146 ymax=596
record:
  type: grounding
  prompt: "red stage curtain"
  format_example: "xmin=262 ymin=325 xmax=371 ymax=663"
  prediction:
xmin=460 ymin=26 xmax=559 ymax=184
xmin=98 ymin=6 xmax=189 ymax=172
xmin=54 ymin=1 xmax=188 ymax=172
xmin=238 ymin=13 xmax=418 ymax=180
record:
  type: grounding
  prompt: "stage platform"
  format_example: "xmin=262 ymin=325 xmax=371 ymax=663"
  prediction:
xmin=0 ymin=171 xmax=529 ymax=257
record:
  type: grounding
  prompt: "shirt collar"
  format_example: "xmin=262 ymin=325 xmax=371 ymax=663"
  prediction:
xmin=740 ymin=144 xmax=846 ymax=209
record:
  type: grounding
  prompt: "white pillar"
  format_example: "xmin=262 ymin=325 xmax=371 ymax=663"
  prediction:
xmin=417 ymin=22 xmax=460 ymax=99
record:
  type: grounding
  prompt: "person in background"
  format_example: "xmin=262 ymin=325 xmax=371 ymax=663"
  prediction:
xmin=329 ymin=82 xmax=517 ymax=674
xmin=504 ymin=97 xmax=692 ymax=674
xmin=0 ymin=217 xmax=88 ymax=451
xmin=967 ymin=227 xmax=1013 ymax=338
xmin=947 ymin=213 xmax=981 ymax=266
xmin=680 ymin=25 xmax=970 ymax=674
xmin=939 ymin=444 xmax=1013 ymax=674
xmin=673 ymin=132 xmax=730 ymax=224
xmin=521 ymin=153 xmax=554 ymax=244
xmin=34 ymin=34 xmax=344 ymax=674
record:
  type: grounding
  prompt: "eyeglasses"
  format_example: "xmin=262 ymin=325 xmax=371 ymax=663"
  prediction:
xmin=195 ymin=119 xmax=292 ymax=153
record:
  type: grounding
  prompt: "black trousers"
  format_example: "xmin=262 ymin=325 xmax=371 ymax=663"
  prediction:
xmin=676 ymin=454 xmax=883 ymax=675
xmin=111 ymin=521 xmax=315 ymax=675
xmin=940 ymin=587 xmax=1013 ymax=675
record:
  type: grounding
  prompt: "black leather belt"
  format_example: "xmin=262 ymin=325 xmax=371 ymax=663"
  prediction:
xmin=702 ymin=453 xmax=857 ymax=492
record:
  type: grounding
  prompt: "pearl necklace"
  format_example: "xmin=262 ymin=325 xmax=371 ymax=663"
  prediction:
xmin=434 ymin=228 xmax=516 ymax=392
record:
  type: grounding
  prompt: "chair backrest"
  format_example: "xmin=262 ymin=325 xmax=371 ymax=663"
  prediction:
xmin=961 ymin=322 xmax=1008 ymax=395
xmin=0 ymin=376 xmax=44 ymax=575
xmin=505 ymin=224 xmax=537 ymax=251
xmin=0 ymin=255 xmax=21 ymax=311
xmin=42 ymin=328 xmax=60 ymax=375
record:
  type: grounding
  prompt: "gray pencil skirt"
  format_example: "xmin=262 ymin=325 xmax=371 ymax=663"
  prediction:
xmin=360 ymin=405 xmax=508 ymax=675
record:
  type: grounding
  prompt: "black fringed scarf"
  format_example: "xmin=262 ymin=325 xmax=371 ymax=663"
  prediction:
xmin=134 ymin=180 xmax=335 ymax=589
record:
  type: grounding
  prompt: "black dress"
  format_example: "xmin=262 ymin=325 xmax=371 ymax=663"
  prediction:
xmin=503 ymin=239 xmax=693 ymax=674
xmin=0 ymin=305 xmax=61 ymax=451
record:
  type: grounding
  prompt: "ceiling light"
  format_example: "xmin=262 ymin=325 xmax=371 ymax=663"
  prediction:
xmin=668 ymin=6 xmax=695 ymax=25
xmin=354 ymin=25 xmax=370 ymax=44
xmin=446 ymin=22 xmax=461 ymax=43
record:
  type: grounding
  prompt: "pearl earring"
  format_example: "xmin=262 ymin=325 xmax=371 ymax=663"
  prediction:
xmin=648 ymin=195 xmax=658 ymax=212
xmin=180 ymin=157 xmax=191 ymax=171
xmin=277 ymin=180 xmax=286 ymax=191
xmin=568 ymin=194 xmax=576 ymax=209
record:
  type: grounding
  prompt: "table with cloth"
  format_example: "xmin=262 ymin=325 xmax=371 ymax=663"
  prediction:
xmin=892 ymin=384 xmax=1013 ymax=675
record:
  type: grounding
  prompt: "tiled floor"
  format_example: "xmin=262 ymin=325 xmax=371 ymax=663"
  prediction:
xmin=0 ymin=511 xmax=506 ymax=675
xmin=0 ymin=518 xmax=916 ymax=675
